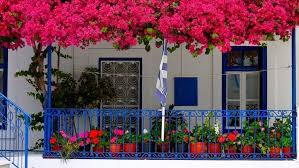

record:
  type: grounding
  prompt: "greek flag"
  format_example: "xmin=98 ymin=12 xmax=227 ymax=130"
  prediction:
xmin=155 ymin=39 xmax=168 ymax=106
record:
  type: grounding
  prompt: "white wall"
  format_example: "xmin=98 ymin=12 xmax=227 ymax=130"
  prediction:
xmin=73 ymin=40 xmax=294 ymax=110
xmin=5 ymin=27 xmax=298 ymax=147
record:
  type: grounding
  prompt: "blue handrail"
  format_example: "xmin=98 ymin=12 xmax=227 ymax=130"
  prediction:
xmin=0 ymin=92 xmax=31 ymax=168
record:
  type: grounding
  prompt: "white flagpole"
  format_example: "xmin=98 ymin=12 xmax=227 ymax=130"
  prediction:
xmin=161 ymin=106 xmax=166 ymax=142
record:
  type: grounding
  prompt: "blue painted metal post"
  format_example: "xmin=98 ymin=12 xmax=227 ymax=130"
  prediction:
xmin=44 ymin=46 xmax=52 ymax=153
xmin=24 ymin=115 xmax=29 ymax=168
xmin=292 ymin=28 xmax=297 ymax=156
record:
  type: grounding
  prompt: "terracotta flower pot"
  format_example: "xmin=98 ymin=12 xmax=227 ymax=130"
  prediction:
xmin=269 ymin=147 xmax=281 ymax=158
xmin=209 ymin=143 xmax=221 ymax=154
xmin=51 ymin=145 xmax=62 ymax=152
xmin=242 ymin=145 xmax=254 ymax=154
xmin=110 ymin=144 xmax=122 ymax=153
xmin=157 ymin=143 xmax=170 ymax=152
xmin=225 ymin=145 xmax=237 ymax=153
xmin=190 ymin=142 xmax=206 ymax=153
xmin=282 ymin=147 xmax=292 ymax=158
xmin=93 ymin=145 xmax=104 ymax=153
xmin=124 ymin=143 xmax=137 ymax=153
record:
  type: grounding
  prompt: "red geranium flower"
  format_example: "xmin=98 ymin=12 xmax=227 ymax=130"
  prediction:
xmin=89 ymin=130 xmax=98 ymax=139
xmin=97 ymin=130 xmax=103 ymax=137
xmin=228 ymin=133 xmax=237 ymax=142
xmin=183 ymin=136 xmax=189 ymax=143
xmin=218 ymin=136 xmax=226 ymax=143
xmin=50 ymin=137 xmax=57 ymax=145
xmin=92 ymin=138 xmax=99 ymax=145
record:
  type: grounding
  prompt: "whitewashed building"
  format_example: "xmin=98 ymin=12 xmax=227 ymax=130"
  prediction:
xmin=0 ymin=28 xmax=298 ymax=168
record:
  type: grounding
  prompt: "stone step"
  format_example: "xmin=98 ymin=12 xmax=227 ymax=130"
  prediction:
xmin=0 ymin=160 xmax=10 ymax=168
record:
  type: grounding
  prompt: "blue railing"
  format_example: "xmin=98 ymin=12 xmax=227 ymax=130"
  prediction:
xmin=43 ymin=108 xmax=296 ymax=160
xmin=0 ymin=93 xmax=30 ymax=168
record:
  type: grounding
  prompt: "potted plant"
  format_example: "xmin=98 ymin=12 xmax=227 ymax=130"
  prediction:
xmin=269 ymin=119 xmax=292 ymax=158
xmin=240 ymin=120 xmax=268 ymax=154
xmin=110 ymin=129 xmax=124 ymax=153
xmin=50 ymin=132 xmax=63 ymax=152
xmin=89 ymin=129 xmax=108 ymax=153
xmin=279 ymin=118 xmax=292 ymax=158
xmin=138 ymin=129 xmax=154 ymax=152
xmin=57 ymin=131 xmax=80 ymax=161
xmin=124 ymin=130 xmax=138 ymax=153
xmin=77 ymin=131 xmax=91 ymax=152
xmin=207 ymin=124 xmax=221 ymax=154
xmin=170 ymin=126 xmax=189 ymax=153
xmin=190 ymin=125 xmax=208 ymax=154
xmin=218 ymin=130 xmax=240 ymax=154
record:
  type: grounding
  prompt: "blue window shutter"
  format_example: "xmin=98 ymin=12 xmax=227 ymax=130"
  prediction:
xmin=174 ymin=77 xmax=198 ymax=106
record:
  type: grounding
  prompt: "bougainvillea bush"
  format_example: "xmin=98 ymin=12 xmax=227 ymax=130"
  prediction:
xmin=0 ymin=0 xmax=298 ymax=52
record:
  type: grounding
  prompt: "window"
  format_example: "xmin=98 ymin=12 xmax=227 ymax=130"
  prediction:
xmin=174 ymin=77 xmax=198 ymax=106
xmin=98 ymin=58 xmax=142 ymax=130
xmin=99 ymin=58 xmax=142 ymax=109
xmin=222 ymin=46 xmax=267 ymax=130
xmin=0 ymin=48 xmax=8 ymax=129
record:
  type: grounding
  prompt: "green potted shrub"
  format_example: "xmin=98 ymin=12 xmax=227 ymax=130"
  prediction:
xmin=89 ymin=129 xmax=108 ymax=153
xmin=190 ymin=125 xmax=208 ymax=154
xmin=110 ymin=129 xmax=124 ymax=153
xmin=57 ymin=131 xmax=80 ymax=162
xmin=124 ymin=130 xmax=138 ymax=153
xmin=207 ymin=124 xmax=221 ymax=154
xmin=218 ymin=130 xmax=241 ymax=154
xmin=269 ymin=118 xmax=292 ymax=158
xmin=171 ymin=126 xmax=189 ymax=153
xmin=240 ymin=120 xmax=268 ymax=154
xmin=50 ymin=132 xmax=63 ymax=152
xmin=138 ymin=129 xmax=154 ymax=152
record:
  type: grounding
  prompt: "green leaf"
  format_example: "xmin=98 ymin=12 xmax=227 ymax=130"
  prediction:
xmin=101 ymin=27 xmax=108 ymax=33
xmin=146 ymin=28 xmax=154 ymax=35
xmin=145 ymin=45 xmax=151 ymax=52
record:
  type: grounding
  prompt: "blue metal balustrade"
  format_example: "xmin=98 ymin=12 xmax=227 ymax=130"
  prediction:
xmin=43 ymin=108 xmax=296 ymax=160
xmin=0 ymin=93 xmax=30 ymax=168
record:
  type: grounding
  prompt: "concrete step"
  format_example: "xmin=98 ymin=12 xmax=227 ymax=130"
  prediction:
xmin=0 ymin=159 xmax=10 ymax=168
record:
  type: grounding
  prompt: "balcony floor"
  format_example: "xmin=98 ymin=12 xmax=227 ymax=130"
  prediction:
xmin=29 ymin=152 xmax=299 ymax=168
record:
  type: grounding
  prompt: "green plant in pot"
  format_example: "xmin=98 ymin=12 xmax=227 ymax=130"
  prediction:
xmin=151 ymin=104 xmax=176 ymax=153
xmin=58 ymin=131 xmax=80 ymax=162
xmin=89 ymin=129 xmax=109 ymax=153
xmin=190 ymin=125 xmax=208 ymax=154
xmin=240 ymin=120 xmax=268 ymax=155
xmin=269 ymin=118 xmax=292 ymax=158
xmin=110 ymin=129 xmax=124 ymax=153
xmin=218 ymin=130 xmax=241 ymax=154
xmin=204 ymin=112 xmax=222 ymax=154
xmin=138 ymin=129 xmax=154 ymax=152
xmin=124 ymin=130 xmax=138 ymax=153
xmin=207 ymin=124 xmax=222 ymax=154
xmin=170 ymin=124 xmax=189 ymax=153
